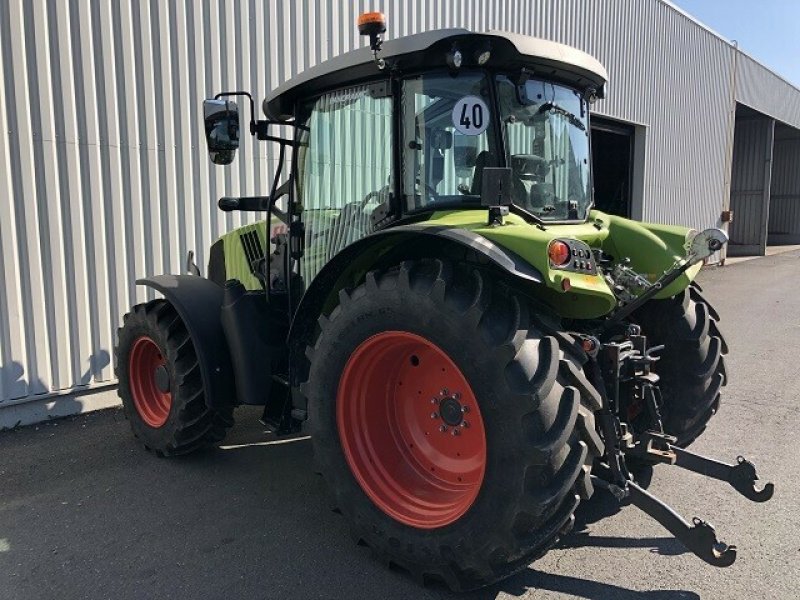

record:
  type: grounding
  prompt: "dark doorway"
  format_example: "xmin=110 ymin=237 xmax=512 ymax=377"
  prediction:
xmin=591 ymin=117 xmax=635 ymax=217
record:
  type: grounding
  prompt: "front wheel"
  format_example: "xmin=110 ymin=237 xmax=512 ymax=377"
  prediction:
xmin=303 ymin=260 xmax=604 ymax=590
xmin=116 ymin=300 xmax=234 ymax=456
xmin=631 ymin=282 xmax=728 ymax=446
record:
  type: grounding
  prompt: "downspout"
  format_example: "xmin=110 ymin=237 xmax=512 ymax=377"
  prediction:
xmin=720 ymin=40 xmax=739 ymax=265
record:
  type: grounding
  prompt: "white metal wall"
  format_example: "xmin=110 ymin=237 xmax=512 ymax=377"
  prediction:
xmin=1 ymin=0 xmax=798 ymax=416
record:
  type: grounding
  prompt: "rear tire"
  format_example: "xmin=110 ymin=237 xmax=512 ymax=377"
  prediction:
xmin=303 ymin=260 xmax=603 ymax=590
xmin=116 ymin=299 xmax=234 ymax=456
xmin=631 ymin=282 xmax=728 ymax=447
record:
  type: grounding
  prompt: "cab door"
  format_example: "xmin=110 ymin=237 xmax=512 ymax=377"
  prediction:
xmin=294 ymin=82 xmax=394 ymax=286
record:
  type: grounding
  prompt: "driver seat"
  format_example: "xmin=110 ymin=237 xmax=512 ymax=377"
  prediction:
xmin=469 ymin=151 xmax=494 ymax=196
xmin=470 ymin=151 xmax=528 ymax=204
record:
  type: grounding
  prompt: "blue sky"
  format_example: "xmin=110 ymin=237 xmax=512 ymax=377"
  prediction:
xmin=673 ymin=0 xmax=800 ymax=87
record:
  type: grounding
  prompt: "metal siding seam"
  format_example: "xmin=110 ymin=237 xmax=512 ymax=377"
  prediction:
xmin=761 ymin=119 xmax=775 ymax=251
xmin=234 ymin=0 xmax=252 ymax=231
xmin=7 ymin=0 xmax=52 ymax=395
xmin=171 ymin=0 xmax=195 ymax=274
xmin=220 ymin=0 xmax=237 ymax=233
xmin=205 ymin=0 xmax=224 ymax=241
xmin=72 ymin=0 xmax=114 ymax=382
xmin=132 ymin=0 xmax=161 ymax=300
xmin=154 ymin=0 xmax=182 ymax=276
xmin=0 ymin=1 xmax=29 ymax=401
xmin=29 ymin=0 xmax=73 ymax=391
xmin=94 ymin=0 xmax=128 ymax=360
xmin=49 ymin=0 xmax=93 ymax=390
xmin=115 ymin=1 xmax=146 ymax=305
xmin=249 ymin=0 xmax=265 ymax=205
xmin=55 ymin=0 xmax=94 ymax=387
xmin=187 ymin=1 xmax=212 ymax=273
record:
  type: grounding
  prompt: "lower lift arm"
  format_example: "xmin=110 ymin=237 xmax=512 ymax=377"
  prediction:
xmin=596 ymin=429 xmax=774 ymax=567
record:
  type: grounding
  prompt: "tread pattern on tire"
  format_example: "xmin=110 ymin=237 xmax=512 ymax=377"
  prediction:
xmin=116 ymin=299 xmax=234 ymax=456
xmin=303 ymin=259 xmax=604 ymax=591
xmin=632 ymin=282 xmax=728 ymax=446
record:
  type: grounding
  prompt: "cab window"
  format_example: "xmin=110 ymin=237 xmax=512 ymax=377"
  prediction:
xmin=401 ymin=72 xmax=498 ymax=212
xmin=295 ymin=83 xmax=392 ymax=283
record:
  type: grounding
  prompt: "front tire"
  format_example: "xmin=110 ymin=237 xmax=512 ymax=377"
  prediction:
xmin=303 ymin=260 xmax=603 ymax=590
xmin=631 ymin=282 xmax=728 ymax=446
xmin=116 ymin=300 xmax=234 ymax=456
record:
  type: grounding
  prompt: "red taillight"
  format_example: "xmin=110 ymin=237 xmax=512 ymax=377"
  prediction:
xmin=548 ymin=240 xmax=571 ymax=267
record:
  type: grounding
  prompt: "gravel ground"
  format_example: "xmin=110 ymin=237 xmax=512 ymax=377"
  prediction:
xmin=1 ymin=250 xmax=798 ymax=600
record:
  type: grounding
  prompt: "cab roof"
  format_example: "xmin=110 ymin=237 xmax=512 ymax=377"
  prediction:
xmin=263 ymin=29 xmax=608 ymax=121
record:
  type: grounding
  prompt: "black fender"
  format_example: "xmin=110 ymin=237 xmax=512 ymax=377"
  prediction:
xmin=287 ymin=225 xmax=544 ymax=414
xmin=136 ymin=275 xmax=236 ymax=411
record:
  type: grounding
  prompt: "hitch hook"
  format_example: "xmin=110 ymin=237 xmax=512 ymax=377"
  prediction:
xmin=729 ymin=456 xmax=775 ymax=502
xmin=673 ymin=448 xmax=775 ymax=503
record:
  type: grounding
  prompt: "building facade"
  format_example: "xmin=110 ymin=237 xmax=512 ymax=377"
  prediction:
xmin=1 ymin=0 xmax=799 ymax=425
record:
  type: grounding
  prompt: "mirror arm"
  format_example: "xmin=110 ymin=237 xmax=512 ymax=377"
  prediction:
xmin=255 ymin=129 xmax=296 ymax=146
xmin=215 ymin=90 xmax=258 ymax=135
xmin=214 ymin=90 xmax=297 ymax=144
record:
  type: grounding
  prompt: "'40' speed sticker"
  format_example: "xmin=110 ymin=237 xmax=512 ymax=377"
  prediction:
xmin=452 ymin=96 xmax=489 ymax=136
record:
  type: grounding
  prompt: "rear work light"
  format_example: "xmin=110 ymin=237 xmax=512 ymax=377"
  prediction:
xmin=548 ymin=240 xmax=571 ymax=267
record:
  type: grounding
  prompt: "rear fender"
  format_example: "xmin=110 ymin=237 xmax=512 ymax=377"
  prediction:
xmin=136 ymin=275 xmax=236 ymax=410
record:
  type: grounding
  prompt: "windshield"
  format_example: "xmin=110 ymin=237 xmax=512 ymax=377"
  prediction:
xmin=401 ymin=71 xmax=499 ymax=212
xmin=496 ymin=76 xmax=592 ymax=221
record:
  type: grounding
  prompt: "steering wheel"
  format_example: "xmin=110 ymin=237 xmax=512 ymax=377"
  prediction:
xmin=360 ymin=188 xmax=387 ymax=209
xmin=423 ymin=183 xmax=441 ymax=203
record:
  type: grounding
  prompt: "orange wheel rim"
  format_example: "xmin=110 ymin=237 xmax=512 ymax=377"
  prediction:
xmin=128 ymin=336 xmax=172 ymax=428
xmin=337 ymin=331 xmax=486 ymax=529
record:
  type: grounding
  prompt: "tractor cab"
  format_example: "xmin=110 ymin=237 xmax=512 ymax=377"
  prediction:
xmin=203 ymin=25 xmax=611 ymax=296
xmin=271 ymin=27 xmax=605 ymax=225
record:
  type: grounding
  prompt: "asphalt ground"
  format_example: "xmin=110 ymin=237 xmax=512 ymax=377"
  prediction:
xmin=1 ymin=250 xmax=798 ymax=600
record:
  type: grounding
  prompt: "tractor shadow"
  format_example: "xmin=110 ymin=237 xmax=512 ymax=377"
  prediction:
xmin=0 ymin=351 xmax=111 ymax=430
xmin=456 ymin=469 xmax=695 ymax=600
xmin=557 ymin=466 xmax=688 ymax=557
xmin=466 ymin=569 xmax=701 ymax=600
xmin=49 ymin=410 xmax=691 ymax=600
xmin=205 ymin=431 xmax=694 ymax=600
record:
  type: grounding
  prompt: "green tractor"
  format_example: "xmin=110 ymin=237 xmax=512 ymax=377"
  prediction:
xmin=115 ymin=15 xmax=773 ymax=590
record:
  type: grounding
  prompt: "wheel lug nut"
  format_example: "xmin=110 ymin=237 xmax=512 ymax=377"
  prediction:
xmin=453 ymin=392 xmax=461 ymax=400
xmin=461 ymin=405 xmax=469 ymax=413
xmin=451 ymin=429 xmax=460 ymax=436
xmin=440 ymin=388 xmax=449 ymax=396
xmin=430 ymin=412 xmax=438 ymax=419
xmin=430 ymin=397 xmax=439 ymax=404
xmin=439 ymin=424 xmax=448 ymax=433
xmin=461 ymin=420 xmax=469 ymax=428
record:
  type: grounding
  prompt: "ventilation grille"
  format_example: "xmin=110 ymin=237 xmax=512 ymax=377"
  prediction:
xmin=240 ymin=230 xmax=265 ymax=275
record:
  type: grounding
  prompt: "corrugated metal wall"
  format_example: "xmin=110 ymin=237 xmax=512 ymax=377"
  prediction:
xmin=0 ymin=0 xmax=796 ymax=416
xmin=768 ymin=126 xmax=800 ymax=242
xmin=728 ymin=116 xmax=775 ymax=253
xmin=736 ymin=53 xmax=800 ymax=130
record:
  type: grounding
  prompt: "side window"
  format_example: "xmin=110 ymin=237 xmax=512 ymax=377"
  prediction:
xmin=296 ymin=84 xmax=392 ymax=284
xmin=401 ymin=72 xmax=495 ymax=212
